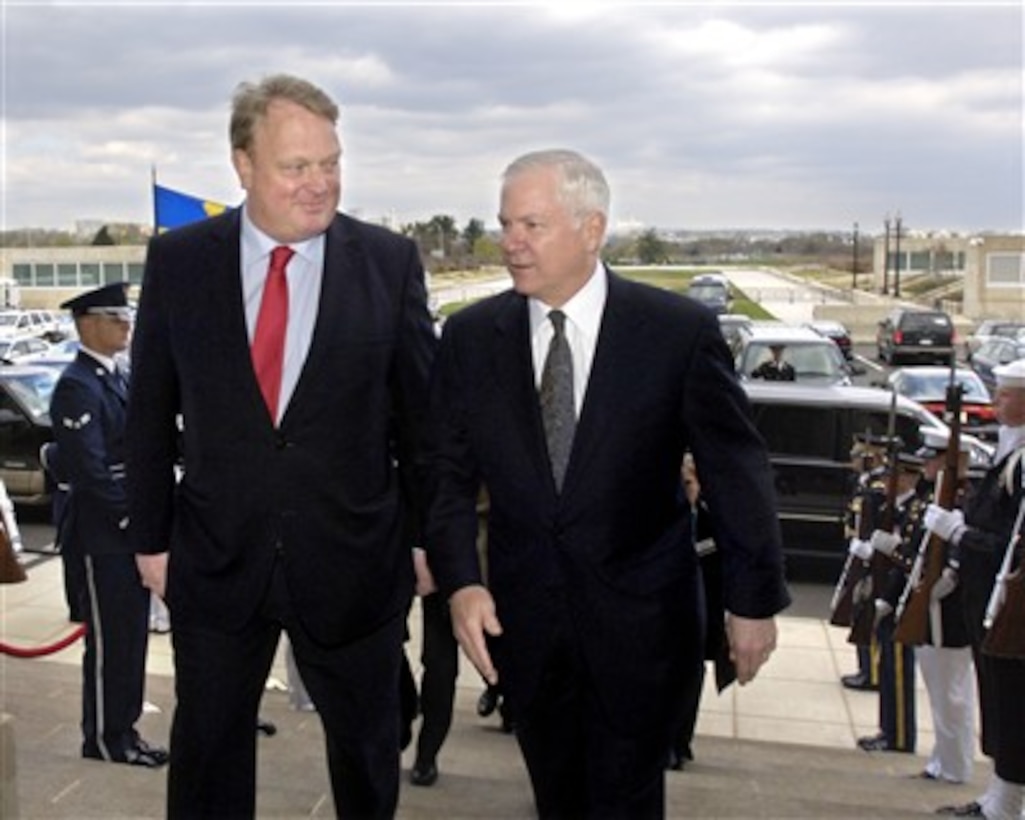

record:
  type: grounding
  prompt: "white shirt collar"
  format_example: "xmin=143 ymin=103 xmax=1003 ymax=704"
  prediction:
xmin=528 ymin=261 xmax=607 ymax=339
xmin=241 ymin=205 xmax=321 ymax=265
xmin=79 ymin=344 xmax=118 ymax=373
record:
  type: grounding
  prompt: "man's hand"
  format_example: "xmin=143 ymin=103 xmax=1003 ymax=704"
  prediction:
xmin=869 ymin=529 xmax=901 ymax=557
xmin=924 ymin=504 xmax=966 ymax=544
xmin=848 ymin=538 xmax=872 ymax=561
xmin=726 ymin=613 xmax=777 ymax=686
xmin=930 ymin=567 xmax=959 ymax=602
xmin=135 ymin=552 xmax=168 ymax=599
xmin=412 ymin=548 xmax=437 ymax=597
xmin=448 ymin=585 xmax=503 ymax=686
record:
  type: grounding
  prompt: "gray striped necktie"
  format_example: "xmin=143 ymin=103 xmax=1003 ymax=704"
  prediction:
xmin=539 ymin=310 xmax=575 ymax=491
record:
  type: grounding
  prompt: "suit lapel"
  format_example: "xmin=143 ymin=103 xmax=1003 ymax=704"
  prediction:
xmin=491 ymin=295 xmax=554 ymax=489
xmin=563 ymin=273 xmax=646 ymax=492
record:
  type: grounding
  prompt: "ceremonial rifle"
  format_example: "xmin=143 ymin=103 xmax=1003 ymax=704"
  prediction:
xmin=894 ymin=369 xmax=963 ymax=646
xmin=829 ymin=429 xmax=878 ymax=628
xmin=981 ymin=470 xmax=1025 ymax=659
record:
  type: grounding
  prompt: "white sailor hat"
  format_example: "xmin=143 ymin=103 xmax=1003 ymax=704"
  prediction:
xmin=916 ymin=425 xmax=972 ymax=458
xmin=993 ymin=359 xmax=1025 ymax=389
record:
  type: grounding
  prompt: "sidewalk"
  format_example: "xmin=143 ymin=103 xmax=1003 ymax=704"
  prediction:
xmin=1 ymin=551 xmax=988 ymax=818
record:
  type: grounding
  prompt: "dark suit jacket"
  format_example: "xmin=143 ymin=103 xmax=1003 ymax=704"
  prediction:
xmin=50 ymin=351 xmax=131 ymax=556
xmin=427 ymin=270 xmax=790 ymax=734
xmin=126 ymin=209 xmax=437 ymax=647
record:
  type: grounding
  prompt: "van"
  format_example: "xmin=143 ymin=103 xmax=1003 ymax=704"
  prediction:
xmin=741 ymin=381 xmax=992 ymax=572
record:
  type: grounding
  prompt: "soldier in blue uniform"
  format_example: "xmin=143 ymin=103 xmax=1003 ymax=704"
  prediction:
xmin=856 ymin=447 xmax=921 ymax=753
xmin=50 ymin=282 xmax=167 ymax=768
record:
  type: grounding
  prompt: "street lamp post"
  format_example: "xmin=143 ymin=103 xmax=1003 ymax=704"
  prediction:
xmin=882 ymin=216 xmax=891 ymax=294
xmin=893 ymin=213 xmax=902 ymax=298
xmin=852 ymin=222 xmax=859 ymax=290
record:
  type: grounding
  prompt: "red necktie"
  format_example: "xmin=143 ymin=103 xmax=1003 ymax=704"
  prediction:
xmin=251 ymin=245 xmax=293 ymax=422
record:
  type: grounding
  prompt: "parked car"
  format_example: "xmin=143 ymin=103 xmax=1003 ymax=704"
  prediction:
xmin=686 ymin=273 xmax=732 ymax=315
xmin=20 ymin=338 xmax=79 ymax=370
xmin=717 ymin=313 xmax=753 ymax=354
xmin=0 ymin=364 xmax=58 ymax=505
xmin=886 ymin=366 xmax=997 ymax=441
xmin=742 ymin=381 xmax=992 ymax=573
xmin=735 ymin=324 xmax=852 ymax=386
xmin=805 ymin=320 xmax=853 ymax=361
xmin=970 ymin=336 xmax=1025 ymax=392
xmin=964 ymin=319 xmax=1025 ymax=362
xmin=0 ymin=336 xmax=53 ymax=364
xmin=876 ymin=307 xmax=955 ymax=366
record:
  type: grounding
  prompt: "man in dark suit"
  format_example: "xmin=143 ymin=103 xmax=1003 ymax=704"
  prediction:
xmin=50 ymin=282 xmax=167 ymax=768
xmin=425 ymin=149 xmax=791 ymax=817
xmin=126 ymin=74 xmax=437 ymax=818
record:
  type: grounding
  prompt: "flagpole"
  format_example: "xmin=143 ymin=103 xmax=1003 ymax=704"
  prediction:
xmin=151 ymin=164 xmax=158 ymax=233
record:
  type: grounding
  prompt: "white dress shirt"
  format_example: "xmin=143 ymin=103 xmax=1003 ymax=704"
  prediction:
xmin=529 ymin=262 xmax=607 ymax=418
xmin=240 ymin=208 xmax=325 ymax=422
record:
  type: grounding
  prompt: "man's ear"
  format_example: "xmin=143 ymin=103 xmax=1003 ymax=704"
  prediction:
xmin=232 ymin=148 xmax=253 ymax=192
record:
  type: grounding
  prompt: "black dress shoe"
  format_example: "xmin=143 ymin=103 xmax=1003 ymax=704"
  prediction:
xmin=857 ymin=733 xmax=892 ymax=752
xmin=666 ymin=749 xmax=685 ymax=771
xmin=841 ymin=673 xmax=878 ymax=692
xmin=935 ymin=801 xmax=984 ymax=817
xmin=256 ymin=719 xmax=277 ymax=737
xmin=410 ymin=762 xmax=438 ymax=787
xmin=84 ymin=739 xmax=168 ymax=768
xmin=477 ymin=686 xmax=500 ymax=717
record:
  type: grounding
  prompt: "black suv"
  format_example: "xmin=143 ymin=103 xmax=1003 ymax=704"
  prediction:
xmin=876 ymin=307 xmax=955 ymax=365
xmin=0 ymin=364 xmax=58 ymax=505
xmin=741 ymin=381 xmax=992 ymax=574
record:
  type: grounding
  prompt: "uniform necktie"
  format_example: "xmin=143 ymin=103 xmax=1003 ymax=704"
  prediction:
xmin=539 ymin=309 xmax=575 ymax=492
xmin=251 ymin=245 xmax=293 ymax=422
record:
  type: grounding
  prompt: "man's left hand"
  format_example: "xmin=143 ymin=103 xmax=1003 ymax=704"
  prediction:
xmin=726 ymin=613 xmax=777 ymax=685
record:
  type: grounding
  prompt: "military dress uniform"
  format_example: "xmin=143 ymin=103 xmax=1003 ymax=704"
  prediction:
xmin=858 ymin=459 xmax=918 ymax=754
xmin=932 ymin=359 xmax=1025 ymax=819
xmin=50 ymin=284 xmax=166 ymax=767
xmin=902 ymin=432 xmax=977 ymax=784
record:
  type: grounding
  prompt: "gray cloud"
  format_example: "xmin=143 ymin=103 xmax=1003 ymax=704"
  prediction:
xmin=3 ymin=2 xmax=1022 ymax=233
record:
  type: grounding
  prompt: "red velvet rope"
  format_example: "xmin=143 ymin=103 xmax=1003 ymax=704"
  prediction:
xmin=0 ymin=623 xmax=86 ymax=657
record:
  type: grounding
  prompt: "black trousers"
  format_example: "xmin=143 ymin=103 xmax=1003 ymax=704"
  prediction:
xmin=413 ymin=592 xmax=459 ymax=767
xmin=513 ymin=615 xmax=682 ymax=820
xmin=166 ymin=560 xmax=405 ymax=819
xmin=80 ymin=552 xmax=150 ymax=758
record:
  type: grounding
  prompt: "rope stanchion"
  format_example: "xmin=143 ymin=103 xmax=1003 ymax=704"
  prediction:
xmin=0 ymin=624 xmax=86 ymax=658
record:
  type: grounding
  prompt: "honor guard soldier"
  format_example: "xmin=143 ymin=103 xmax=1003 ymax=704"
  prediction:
xmin=833 ymin=432 xmax=888 ymax=691
xmin=857 ymin=446 xmax=921 ymax=753
xmin=934 ymin=359 xmax=1025 ymax=819
xmin=875 ymin=431 xmax=976 ymax=781
xmin=50 ymin=283 xmax=167 ymax=768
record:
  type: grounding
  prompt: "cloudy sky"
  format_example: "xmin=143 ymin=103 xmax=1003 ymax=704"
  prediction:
xmin=2 ymin=1 xmax=1022 ymax=236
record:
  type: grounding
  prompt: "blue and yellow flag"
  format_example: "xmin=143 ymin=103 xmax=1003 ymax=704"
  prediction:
xmin=153 ymin=183 xmax=230 ymax=232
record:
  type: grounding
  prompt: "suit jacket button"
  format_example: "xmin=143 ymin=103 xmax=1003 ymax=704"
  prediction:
xmin=274 ymin=434 xmax=288 ymax=450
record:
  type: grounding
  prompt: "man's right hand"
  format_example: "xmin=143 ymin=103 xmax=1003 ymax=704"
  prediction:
xmin=448 ymin=585 xmax=503 ymax=686
xmin=136 ymin=552 xmax=169 ymax=599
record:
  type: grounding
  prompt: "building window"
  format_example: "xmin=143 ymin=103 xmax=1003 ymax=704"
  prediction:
xmin=127 ymin=263 xmax=144 ymax=285
xmin=987 ymin=253 xmax=1025 ymax=287
xmin=12 ymin=264 xmax=31 ymax=286
xmin=80 ymin=263 xmax=101 ymax=286
xmin=102 ymin=262 xmax=124 ymax=285
xmin=57 ymin=263 xmax=78 ymax=286
xmin=35 ymin=263 xmax=55 ymax=286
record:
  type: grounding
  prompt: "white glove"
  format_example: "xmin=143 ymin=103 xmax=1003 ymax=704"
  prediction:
xmin=848 ymin=538 xmax=873 ymax=561
xmin=924 ymin=504 xmax=967 ymax=544
xmin=874 ymin=599 xmax=894 ymax=626
xmin=930 ymin=567 xmax=959 ymax=602
xmin=869 ymin=529 xmax=901 ymax=557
